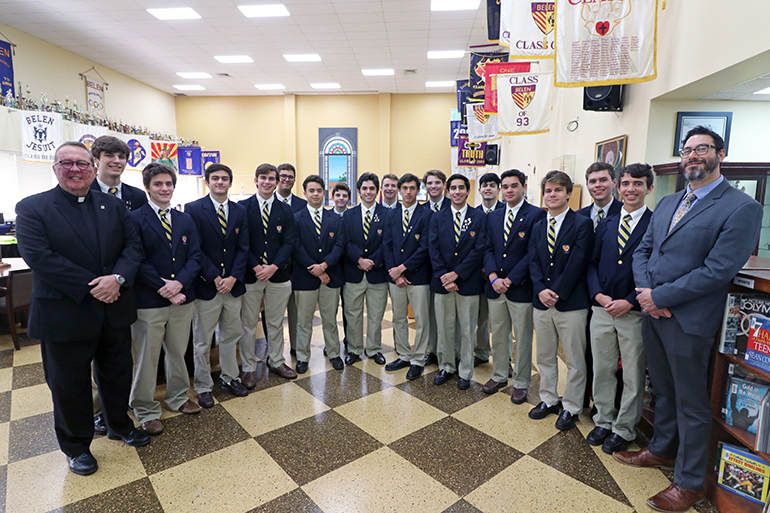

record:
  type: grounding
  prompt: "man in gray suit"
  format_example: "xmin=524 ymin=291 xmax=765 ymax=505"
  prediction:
xmin=615 ymin=126 xmax=762 ymax=512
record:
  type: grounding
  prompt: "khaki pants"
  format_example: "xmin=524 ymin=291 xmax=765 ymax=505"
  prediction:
xmin=343 ymin=276 xmax=388 ymax=357
xmin=241 ymin=280 xmax=292 ymax=371
xmin=487 ymin=296 xmax=531 ymax=386
xmin=389 ymin=282 xmax=430 ymax=366
xmin=295 ymin=285 xmax=341 ymax=362
xmin=192 ymin=293 xmax=242 ymax=394
xmin=435 ymin=292 xmax=479 ymax=381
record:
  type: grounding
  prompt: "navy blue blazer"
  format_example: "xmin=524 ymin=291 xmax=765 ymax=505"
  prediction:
xmin=275 ymin=192 xmax=307 ymax=214
xmin=90 ymin=180 xmax=148 ymax=211
xmin=576 ymin=199 xmax=623 ymax=226
xmin=240 ymin=195 xmax=297 ymax=284
xmin=342 ymin=204 xmax=388 ymax=284
xmin=131 ymin=203 xmax=202 ymax=308
xmin=429 ymin=206 xmax=487 ymax=296
xmin=587 ymin=209 xmax=652 ymax=310
xmin=292 ymin=208 xmax=345 ymax=290
xmin=484 ymin=201 xmax=547 ymax=302
xmin=185 ymin=196 xmax=250 ymax=300
xmin=382 ymin=204 xmax=432 ymax=286
xmin=529 ymin=209 xmax=593 ymax=311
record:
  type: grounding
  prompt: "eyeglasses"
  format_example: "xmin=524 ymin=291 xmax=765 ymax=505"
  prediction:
xmin=278 ymin=174 xmax=295 ymax=181
xmin=679 ymin=144 xmax=716 ymax=158
xmin=55 ymin=160 xmax=93 ymax=170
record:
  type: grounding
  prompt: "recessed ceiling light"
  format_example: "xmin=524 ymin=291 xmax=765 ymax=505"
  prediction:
xmin=256 ymin=84 xmax=285 ymax=90
xmin=427 ymin=50 xmax=465 ymax=59
xmin=431 ymin=0 xmax=481 ymax=11
xmin=362 ymin=69 xmax=395 ymax=76
xmin=176 ymin=72 xmax=212 ymax=79
xmin=238 ymin=4 xmax=290 ymax=17
xmin=214 ymin=55 xmax=253 ymax=63
xmin=147 ymin=8 xmax=201 ymax=20
xmin=754 ymin=86 xmax=770 ymax=94
xmin=284 ymin=54 xmax=321 ymax=62
xmin=425 ymin=81 xmax=455 ymax=88
xmin=311 ymin=83 xmax=340 ymax=89
xmin=173 ymin=85 xmax=206 ymax=91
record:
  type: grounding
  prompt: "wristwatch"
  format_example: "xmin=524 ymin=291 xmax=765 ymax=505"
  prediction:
xmin=113 ymin=274 xmax=126 ymax=285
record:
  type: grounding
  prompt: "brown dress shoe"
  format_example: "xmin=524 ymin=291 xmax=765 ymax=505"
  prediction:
xmin=613 ymin=448 xmax=675 ymax=470
xmin=647 ymin=483 xmax=705 ymax=512
xmin=482 ymin=379 xmax=506 ymax=394
xmin=178 ymin=399 xmax=202 ymax=415
xmin=241 ymin=371 xmax=257 ymax=389
xmin=510 ymin=387 xmax=528 ymax=404
xmin=141 ymin=419 xmax=163 ymax=435
xmin=270 ymin=363 xmax=298 ymax=380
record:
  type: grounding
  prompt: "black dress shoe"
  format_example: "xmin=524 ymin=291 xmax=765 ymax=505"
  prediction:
xmin=433 ymin=369 xmax=453 ymax=385
xmin=93 ymin=414 xmax=107 ymax=435
xmin=602 ymin=433 xmax=632 ymax=454
xmin=371 ymin=352 xmax=386 ymax=365
xmin=555 ymin=410 xmax=578 ymax=431
xmin=296 ymin=361 xmax=309 ymax=374
xmin=198 ymin=392 xmax=215 ymax=408
xmin=424 ymin=353 xmax=438 ymax=366
xmin=345 ymin=353 xmax=361 ymax=365
xmin=223 ymin=379 xmax=248 ymax=397
xmin=473 ymin=357 xmax=488 ymax=367
xmin=330 ymin=357 xmax=344 ymax=370
xmin=457 ymin=378 xmax=470 ymax=390
xmin=67 ymin=451 xmax=98 ymax=475
xmin=528 ymin=401 xmax=561 ymax=420
xmin=290 ymin=348 xmax=297 ymax=356
xmin=586 ymin=426 xmax=611 ymax=446
xmin=385 ymin=358 xmax=410 ymax=371
xmin=108 ymin=428 xmax=151 ymax=447
xmin=406 ymin=365 xmax=423 ymax=380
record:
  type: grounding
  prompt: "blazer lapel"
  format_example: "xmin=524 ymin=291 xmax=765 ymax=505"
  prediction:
xmin=620 ymin=210 xmax=649 ymax=256
xmin=554 ymin=211 xmax=574 ymax=253
xmin=665 ymin=185 xmax=721 ymax=240
xmin=203 ymin=197 xmax=223 ymax=238
xmin=93 ymin=193 xmax=110 ymax=264
xmin=504 ymin=204 xmax=528 ymax=251
xmin=146 ymin=206 xmax=172 ymax=254
xmin=52 ymin=192 xmax=101 ymax=263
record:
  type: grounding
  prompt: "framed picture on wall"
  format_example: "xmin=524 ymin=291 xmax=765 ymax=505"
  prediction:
xmin=673 ymin=111 xmax=732 ymax=157
xmin=595 ymin=135 xmax=627 ymax=176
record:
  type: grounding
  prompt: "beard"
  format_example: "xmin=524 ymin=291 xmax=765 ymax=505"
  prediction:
xmin=681 ymin=153 xmax=719 ymax=182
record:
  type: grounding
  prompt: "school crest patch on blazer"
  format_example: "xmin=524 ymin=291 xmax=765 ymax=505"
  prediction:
xmin=562 ymin=244 xmax=570 ymax=253
xmin=518 ymin=231 xmax=525 ymax=238
xmin=276 ymin=225 xmax=282 ymax=232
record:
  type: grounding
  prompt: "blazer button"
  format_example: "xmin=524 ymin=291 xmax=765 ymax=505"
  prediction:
xmin=172 ymin=257 xmax=176 ymax=262
xmin=454 ymin=252 xmax=458 ymax=256
xmin=401 ymin=249 xmax=404 ymax=252
xmin=550 ymin=262 xmax=554 ymax=266
xmin=618 ymin=260 xmax=623 ymax=265
xmin=547 ymin=278 xmax=551 ymax=281
xmin=223 ymin=248 xmax=227 ymax=252
xmin=171 ymin=274 xmax=175 ymax=278
xmin=221 ymin=263 xmax=225 ymax=267
xmin=319 ymin=249 xmax=322 ymax=253
xmin=364 ymin=249 xmax=368 ymax=252
xmin=503 ymin=253 xmax=506 ymax=258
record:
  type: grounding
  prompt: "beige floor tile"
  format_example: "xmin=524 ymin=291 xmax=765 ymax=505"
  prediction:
xmin=150 ymin=439 xmax=296 ymax=513
xmin=13 ymin=343 xmax=42 ymax=366
xmin=452 ymin=391 xmax=560 ymax=453
xmin=10 ymin=383 xmax=52 ymax=420
xmin=0 ymin=421 xmax=9 ymax=466
xmin=466 ymin=455 xmax=633 ymax=513
xmin=0 ymin=334 xmax=16 ymax=351
xmin=222 ymin=382 xmax=329 ymax=436
xmin=303 ymin=447 xmax=458 ymax=513
xmin=5 ymin=435 xmax=147 ymax=513
xmin=335 ymin=387 xmax=447 ymax=444
xmin=0 ymin=366 xmax=13 ymax=392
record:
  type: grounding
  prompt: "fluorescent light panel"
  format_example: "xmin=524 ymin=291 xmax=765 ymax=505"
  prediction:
xmin=425 ymin=81 xmax=455 ymax=88
xmin=427 ymin=50 xmax=465 ymax=59
xmin=754 ymin=86 xmax=770 ymax=94
xmin=238 ymin=4 xmax=290 ymax=17
xmin=174 ymin=85 xmax=205 ymax=91
xmin=284 ymin=53 xmax=321 ymax=62
xmin=362 ymin=68 xmax=395 ymax=76
xmin=214 ymin=55 xmax=253 ymax=63
xmin=147 ymin=8 xmax=200 ymax=20
xmin=256 ymin=84 xmax=285 ymax=90
xmin=431 ymin=0 xmax=481 ymax=11
xmin=311 ymin=83 xmax=340 ymax=89
xmin=176 ymin=72 xmax=212 ymax=79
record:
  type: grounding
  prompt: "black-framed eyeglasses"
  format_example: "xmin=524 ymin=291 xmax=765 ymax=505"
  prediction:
xmin=279 ymin=174 xmax=295 ymax=181
xmin=55 ymin=159 xmax=93 ymax=170
xmin=679 ymin=144 xmax=716 ymax=158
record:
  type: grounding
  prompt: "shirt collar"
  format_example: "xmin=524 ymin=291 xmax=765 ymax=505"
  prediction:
xmin=210 ymin=195 xmax=227 ymax=210
xmin=96 ymin=177 xmax=120 ymax=194
xmin=686 ymin=175 xmax=724 ymax=200
xmin=276 ymin=192 xmax=291 ymax=205
xmin=621 ymin=205 xmax=647 ymax=222
xmin=548 ymin=208 xmax=568 ymax=224
xmin=258 ymin=193 xmax=275 ymax=210
xmin=149 ymin=200 xmax=171 ymax=215
xmin=451 ymin=204 xmax=468 ymax=217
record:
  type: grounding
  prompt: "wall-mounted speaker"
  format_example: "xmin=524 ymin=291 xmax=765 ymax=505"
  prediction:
xmin=484 ymin=144 xmax=500 ymax=166
xmin=583 ymin=85 xmax=623 ymax=112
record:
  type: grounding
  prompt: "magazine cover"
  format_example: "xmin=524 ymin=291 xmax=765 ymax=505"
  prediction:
xmin=737 ymin=296 xmax=770 ymax=357
xmin=718 ymin=443 xmax=770 ymax=504
xmin=721 ymin=293 xmax=741 ymax=354
xmin=747 ymin=315 xmax=770 ymax=374
xmin=725 ymin=376 xmax=769 ymax=434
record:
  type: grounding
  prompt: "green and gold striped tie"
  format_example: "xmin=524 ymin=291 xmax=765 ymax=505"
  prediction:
xmin=403 ymin=208 xmax=409 ymax=237
xmin=363 ymin=209 xmax=371 ymax=240
xmin=433 ymin=203 xmax=439 ymax=213
xmin=503 ymin=209 xmax=513 ymax=243
xmin=595 ymin=208 xmax=605 ymax=229
xmin=160 ymin=209 xmax=172 ymax=247
xmin=454 ymin=211 xmax=461 ymax=244
xmin=547 ymin=218 xmax=556 ymax=256
xmin=261 ymin=202 xmax=269 ymax=264
xmin=618 ymin=214 xmax=632 ymax=255
xmin=313 ymin=209 xmax=322 ymax=237
xmin=218 ymin=204 xmax=227 ymax=236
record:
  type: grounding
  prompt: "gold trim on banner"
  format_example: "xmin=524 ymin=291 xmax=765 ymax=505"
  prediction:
xmin=499 ymin=129 xmax=550 ymax=137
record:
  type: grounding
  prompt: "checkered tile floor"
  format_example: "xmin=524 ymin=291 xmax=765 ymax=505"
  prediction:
xmin=0 ymin=305 xmax=718 ymax=513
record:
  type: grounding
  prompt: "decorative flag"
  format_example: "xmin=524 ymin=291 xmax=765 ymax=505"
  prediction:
xmin=450 ymin=120 xmax=460 ymax=148
xmin=85 ymin=77 xmax=106 ymax=119
xmin=202 ymin=151 xmax=220 ymax=170
xmin=151 ymin=141 xmax=179 ymax=170
xmin=0 ymin=41 xmax=13 ymax=98
xmin=483 ymin=61 xmax=532 ymax=114
xmin=470 ymin=51 xmax=509 ymax=99
xmin=498 ymin=71 xmax=553 ymax=136
xmin=115 ymin=134 xmax=151 ymax=170
xmin=456 ymin=80 xmax=471 ymax=125
xmin=486 ymin=0 xmax=502 ymax=42
xmin=21 ymin=111 xmax=63 ymax=163
xmin=500 ymin=0 xmax=512 ymax=46
xmin=71 ymin=123 xmax=108 ymax=151
xmin=554 ymin=0 xmax=658 ymax=87
xmin=508 ymin=1 xmax=556 ymax=59
xmin=457 ymin=132 xmax=487 ymax=168
xmin=178 ymin=146 xmax=203 ymax=176
xmin=466 ymin=103 xmax=499 ymax=142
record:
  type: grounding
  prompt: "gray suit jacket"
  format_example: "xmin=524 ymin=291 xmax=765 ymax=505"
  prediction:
xmin=633 ymin=179 xmax=762 ymax=337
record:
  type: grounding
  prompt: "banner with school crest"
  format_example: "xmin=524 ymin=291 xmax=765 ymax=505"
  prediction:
xmin=508 ymin=0 xmax=555 ymax=59
xmin=20 ymin=111 xmax=63 ymax=163
xmin=466 ymin=103 xmax=499 ymax=142
xmin=470 ymin=51 xmax=508 ymax=99
xmin=554 ymin=0 xmax=658 ymax=87
xmin=0 ymin=40 xmax=13 ymax=98
xmin=499 ymin=0 xmax=512 ymax=46
xmin=202 ymin=151 xmax=220 ymax=170
xmin=85 ymin=77 xmax=106 ymax=119
xmin=115 ymin=134 xmax=151 ymax=170
xmin=498 ymin=71 xmax=552 ymax=136
xmin=483 ymin=61 xmax=532 ymax=114
xmin=457 ymin=131 xmax=487 ymax=168
xmin=178 ymin=146 xmax=203 ymax=176
xmin=71 ymin=123 xmax=109 ymax=151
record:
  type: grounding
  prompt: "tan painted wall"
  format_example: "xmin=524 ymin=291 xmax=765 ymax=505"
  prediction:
xmin=390 ymin=94 xmax=455 ymax=175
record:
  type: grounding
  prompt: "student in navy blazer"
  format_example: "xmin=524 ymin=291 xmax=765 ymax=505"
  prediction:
xmin=585 ymin=163 xmax=654 ymax=455
xmin=383 ymin=174 xmax=432 ymax=379
xmin=292 ymin=175 xmax=346 ymax=373
xmin=185 ymin=164 xmax=250 ymax=408
xmin=529 ymin=171 xmax=594 ymax=432
xmin=576 ymin=162 xmax=623 ymax=229
xmin=342 ymin=173 xmax=389 ymax=365
xmin=89 ymin=136 xmax=148 ymax=212
xmin=483 ymin=170 xmax=546 ymax=400
xmin=429 ymin=174 xmax=487 ymax=390
xmin=130 ymin=163 xmax=203 ymax=434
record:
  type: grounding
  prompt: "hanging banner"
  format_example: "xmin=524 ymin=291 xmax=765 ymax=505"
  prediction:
xmin=0 ymin=41 xmax=13 ymax=98
xmin=21 ymin=111 xmax=63 ymax=163
xmin=178 ymin=146 xmax=203 ymax=176
xmin=85 ymin=77 xmax=106 ymax=119
xmin=500 ymin=0 xmax=512 ymax=46
xmin=466 ymin=103 xmax=499 ymax=142
xmin=202 ymin=151 xmax=220 ymax=170
xmin=450 ymin=120 xmax=461 ymax=148
xmin=457 ymin=132 xmax=487 ymax=168
xmin=484 ymin=61 xmax=532 ymax=114
xmin=486 ymin=0 xmax=502 ymax=42
xmin=508 ymin=1 xmax=556 ymax=59
xmin=456 ymin=80 xmax=471 ymax=125
xmin=554 ymin=0 xmax=658 ymax=87
xmin=114 ymin=134 xmax=150 ymax=170
xmin=470 ymin=51 xmax=509 ymax=99
xmin=151 ymin=141 xmax=179 ymax=170
xmin=71 ymin=123 xmax=109 ymax=151
xmin=498 ymin=71 xmax=552 ymax=136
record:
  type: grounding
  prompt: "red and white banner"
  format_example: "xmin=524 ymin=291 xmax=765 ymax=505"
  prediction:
xmin=555 ymin=0 xmax=658 ymax=87
xmin=483 ymin=61 xmax=532 ymax=114
xmin=497 ymin=72 xmax=552 ymax=136
xmin=508 ymin=1 xmax=556 ymax=59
